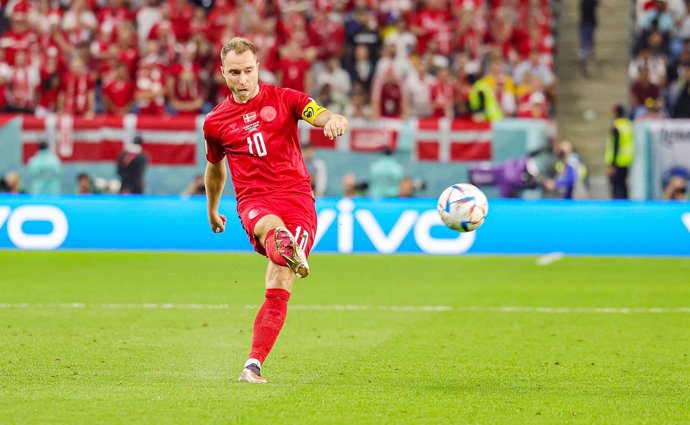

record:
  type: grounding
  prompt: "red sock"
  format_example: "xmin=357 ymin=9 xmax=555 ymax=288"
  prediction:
xmin=264 ymin=229 xmax=288 ymax=267
xmin=249 ymin=288 xmax=291 ymax=364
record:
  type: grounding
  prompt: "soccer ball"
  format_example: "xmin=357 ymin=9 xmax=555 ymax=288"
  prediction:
xmin=437 ymin=183 xmax=489 ymax=232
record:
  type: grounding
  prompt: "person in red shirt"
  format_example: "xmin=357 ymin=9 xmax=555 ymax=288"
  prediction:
xmin=167 ymin=44 xmax=204 ymax=116
xmin=58 ymin=55 xmax=95 ymax=117
xmin=6 ymin=50 xmax=40 ymax=113
xmin=275 ymin=38 xmax=312 ymax=94
xmin=203 ymin=37 xmax=349 ymax=384
xmin=102 ymin=63 xmax=135 ymax=116
xmin=371 ymin=67 xmax=409 ymax=119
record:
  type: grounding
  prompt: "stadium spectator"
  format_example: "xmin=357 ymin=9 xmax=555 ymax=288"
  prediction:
xmin=629 ymin=46 xmax=668 ymax=87
xmin=606 ymin=104 xmax=634 ymax=199
xmin=343 ymin=90 xmax=373 ymax=120
xmin=636 ymin=96 xmax=670 ymax=119
xmin=61 ymin=0 xmax=97 ymax=47
xmin=405 ymin=58 xmax=435 ymax=118
xmin=0 ymin=1 xmax=37 ymax=65
xmin=542 ymin=141 xmax=582 ymax=199
xmin=398 ymin=176 xmax=420 ymax=197
xmin=58 ymin=55 xmax=96 ymax=117
xmin=631 ymin=65 xmax=661 ymax=118
xmin=116 ymin=135 xmax=148 ymax=194
xmin=275 ymin=38 xmax=312 ymax=94
xmin=371 ymin=66 xmax=408 ymax=119
xmin=102 ymin=63 xmax=135 ymax=116
xmin=314 ymin=56 xmax=352 ymax=105
xmin=579 ymin=0 xmax=599 ymax=78
xmin=346 ymin=44 xmax=376 ymax=94
xmin=167 ymin=43 xmax=203 ymax=116
xmin=516 ymin=91 xmax=549 ymax=119
xmin=35 ymin=49 xmax=61 ymax=116
xmin=0 ymin=48 xmax=8 ymax=112
xmin=342 ymin=172 xmax=367 ymax=197
xmin=429 ymin=65 xmax=456 ymax=118
xmin=368 ymin=147 xmax=404 ymax=198
xmin=469 ymin=72 xmax=502 ymax=122
xmin=76 ymin=172 xmax=95 ymax=194
xmin=5 ymin=50 xmax=38 ymax=113
xmin=0 ymin=171 xmax=23 ymax=194
xmin=27 ymin=141 xmax=62 ymax=195
xmin=135 ymin=64 xmax=166 ymax=116
xmin=663 ymin=174 xmax=688 ymax=200
xmin=136 ymin=0 xmax=164 ymax=48
xmin=303 ymin=144 xmax=328 ymax=197
xmin=181 ymin=174 xmax=205 ymax=196
xmin=374 ymin=39 xmax=414 ymax=82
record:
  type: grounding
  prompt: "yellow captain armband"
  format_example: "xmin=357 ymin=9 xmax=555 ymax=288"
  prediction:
xmin=301 ymin=100 xmax=327 ymax=125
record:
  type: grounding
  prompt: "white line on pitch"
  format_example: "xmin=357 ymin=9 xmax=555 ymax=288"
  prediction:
xmin=0 ymin=303 xmax=689 ymax=314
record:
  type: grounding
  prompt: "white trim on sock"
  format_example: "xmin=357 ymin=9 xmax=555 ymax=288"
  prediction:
xmin=244 ymin=358 xmax=261 ymax=369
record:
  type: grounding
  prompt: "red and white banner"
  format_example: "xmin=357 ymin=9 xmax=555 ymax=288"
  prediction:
xmin=16 ymin=115 xmax=489 ymax=165
xmin=21 ymin=114 xmax=197 ymax=165
xmin=302 ymin=118 xmax=492 ymax=162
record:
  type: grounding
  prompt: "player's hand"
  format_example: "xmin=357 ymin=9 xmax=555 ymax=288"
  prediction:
xmin=323 ymin=114 xmax=349 ymax=140
xmin=209 ymin=212 xmax=227 ymax=233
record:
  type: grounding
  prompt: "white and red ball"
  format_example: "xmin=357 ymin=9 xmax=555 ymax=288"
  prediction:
xmin=437 ymin=183 xmax=489 ymax=232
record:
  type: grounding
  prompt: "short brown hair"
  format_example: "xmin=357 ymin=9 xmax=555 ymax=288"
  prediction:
xmin=220 ymin=37 xmax=257 ymax=62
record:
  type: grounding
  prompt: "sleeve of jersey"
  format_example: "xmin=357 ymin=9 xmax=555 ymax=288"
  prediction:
xmin=203 ymin=121 xmax=226 ymax=163
xmin=284 ymin=88 xmax=327 ymax=125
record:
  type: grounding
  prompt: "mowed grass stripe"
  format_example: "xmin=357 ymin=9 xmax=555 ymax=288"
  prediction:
xmin=2 ymin=303 xmax=690 ymax=314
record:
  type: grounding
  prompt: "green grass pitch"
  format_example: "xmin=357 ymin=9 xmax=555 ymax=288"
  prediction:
xmin=1 ymin=251 xmax=689 ymax=424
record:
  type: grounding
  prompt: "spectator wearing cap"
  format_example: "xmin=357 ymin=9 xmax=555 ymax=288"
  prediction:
xmin=27 ymin=141 xmax=62 ymax=195
xmin=641 ymin=0 xmax=675 ymax=34
xmin=0 ymin=0 xmax=38 ymax=65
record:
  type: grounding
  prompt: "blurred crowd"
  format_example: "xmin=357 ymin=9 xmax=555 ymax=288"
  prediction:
xmin=0 ymin=0 xmax=556 ymax=120
xmin=631 ymin=0 xmax=690 ymax=119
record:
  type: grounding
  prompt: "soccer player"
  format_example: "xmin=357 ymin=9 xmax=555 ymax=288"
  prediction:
xmin=203 ymin=37 xmax=349 ymax=384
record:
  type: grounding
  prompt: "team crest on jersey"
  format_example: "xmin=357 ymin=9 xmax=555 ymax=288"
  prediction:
xmin=243 ymin=111 xmax=257 ymax=123
xmin=260 ymin=106 xmax=277 ymax=122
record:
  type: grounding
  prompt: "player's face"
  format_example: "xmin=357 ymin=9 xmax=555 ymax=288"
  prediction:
xmin=222 ymin=50 xmax=260 ymax=103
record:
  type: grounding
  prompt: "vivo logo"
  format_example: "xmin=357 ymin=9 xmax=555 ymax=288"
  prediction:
xmin=0 ymin=205 xmax=68 ymax=250
xmin=313 ymin=199 xmax=475 ymax=254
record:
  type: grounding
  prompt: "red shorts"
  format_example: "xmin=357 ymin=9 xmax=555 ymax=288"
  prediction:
xmin=237 ymin=193 xmax=317 ymax=258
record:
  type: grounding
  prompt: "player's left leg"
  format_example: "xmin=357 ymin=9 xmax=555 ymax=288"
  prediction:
xmin=239 ymin=215 xmax=305 ymax=383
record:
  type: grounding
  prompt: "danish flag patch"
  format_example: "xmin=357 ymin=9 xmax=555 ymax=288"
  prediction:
xmin=243 ymin=112 xmax=257 ymax=123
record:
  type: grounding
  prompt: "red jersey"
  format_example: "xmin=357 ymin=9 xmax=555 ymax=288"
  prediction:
xmin=203 ymin=84 xmax=314 ymax=202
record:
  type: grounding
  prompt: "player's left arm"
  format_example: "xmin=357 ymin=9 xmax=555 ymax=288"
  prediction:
xmin=300 ymin=99 xmax=349 ymax=140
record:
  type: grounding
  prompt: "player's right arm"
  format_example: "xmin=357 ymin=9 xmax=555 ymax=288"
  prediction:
xmin=203 ymin=118 xmax=228 ymax=233
xmin=205 ymin=158 xmax=227 ymax=233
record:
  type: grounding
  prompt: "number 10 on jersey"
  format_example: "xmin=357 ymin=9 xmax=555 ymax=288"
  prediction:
xmin=247 ymin=132 xmax=267 ymax=157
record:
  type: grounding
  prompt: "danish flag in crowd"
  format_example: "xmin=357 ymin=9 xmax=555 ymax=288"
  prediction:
xmin=20 ymin=114 xmax=198 ymax=165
